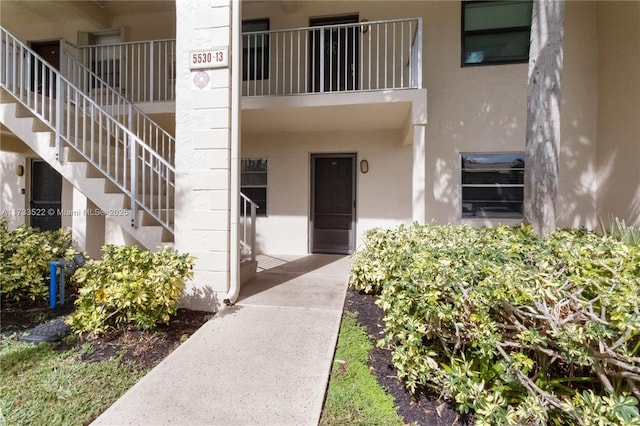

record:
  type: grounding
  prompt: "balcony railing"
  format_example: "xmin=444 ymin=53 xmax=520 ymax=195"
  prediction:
xmin=243 ymin=18 xmax=422 ymax=96
xmin=78 ymin=39 xmax=176 ymax=103
xmin=77 ymin=17 xmax=422 ymax=101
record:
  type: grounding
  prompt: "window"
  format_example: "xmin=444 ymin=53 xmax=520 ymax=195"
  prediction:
xmin=461 ymin=153 xmax=524 ymax=219
xmin=462 ymin=1 xmax=533 ymax=66
xmin=241 ymin=158 xmax=268 ymax=216
xmin=242 ymin=19 xmax=269 ymax=81
xmin=86 ymin=30 xmax=123 ymax=88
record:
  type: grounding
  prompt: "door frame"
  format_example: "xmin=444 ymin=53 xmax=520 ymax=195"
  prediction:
xmin=309 ymin=153 xmax=357 ymax=254
xmin=28 ymin=40 xmax=62 ymax=65
xmin=28 ymin=39 xmax=63 ymax=95
xmin=309 ymin=14 xmax=359 ymax=92
xmin=29 ymin=158 xmax=62 ymax=231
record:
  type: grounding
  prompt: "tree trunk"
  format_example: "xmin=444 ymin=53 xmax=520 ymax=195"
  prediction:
xmin=524 ymin=0 xmax=566 ymax=237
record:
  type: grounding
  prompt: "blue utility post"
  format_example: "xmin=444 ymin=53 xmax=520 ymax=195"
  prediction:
xmin=49 ymin=261 xmax=65 ymax=309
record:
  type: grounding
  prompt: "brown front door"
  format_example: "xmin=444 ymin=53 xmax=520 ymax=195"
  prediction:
xmin=309 ymin=15 xmax=359 ymax=92
xmin=30 ymin=159 xmax=62 ymax=231
xmin=30 ymin=40 xmax=60 ymax=96
xmin=310 ymin=154 xmax=356 ymax=254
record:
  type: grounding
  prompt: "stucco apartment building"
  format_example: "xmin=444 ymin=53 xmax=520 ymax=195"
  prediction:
xmin=1 ymin=1 xmax=638 ymax=311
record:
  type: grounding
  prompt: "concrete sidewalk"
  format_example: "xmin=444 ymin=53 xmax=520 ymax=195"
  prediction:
xmin=93 ymin=254 xmax=351 ymax=426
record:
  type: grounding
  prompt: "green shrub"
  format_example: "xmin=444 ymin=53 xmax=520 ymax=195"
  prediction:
xmin=350 ymin=227 xmax=407 ymax=295
xmin=600 ymin=216 xmax=640 ymax=246
xmin=0 ymin=216 xmax=78 ymax=302
xmin=69 ymin=245 xmax=194 ymax=335
xmin=351 ymin=224 xmax=640 ymax=425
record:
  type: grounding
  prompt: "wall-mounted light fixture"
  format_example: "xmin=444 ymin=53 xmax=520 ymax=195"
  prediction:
xmin=15 ymin=164 xmax=24 ymax=176
xmin=360 ymin=159 xmax=369 ymax=174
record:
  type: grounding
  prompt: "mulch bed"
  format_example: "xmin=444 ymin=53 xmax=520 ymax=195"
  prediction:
xmin=0 ymin=298 xmax=213 ymax=370
xmin=344 ymin=287 xmax=474 ymax=425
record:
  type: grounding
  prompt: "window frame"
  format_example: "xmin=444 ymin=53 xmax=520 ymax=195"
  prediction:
xmin=242 ymin=18 xmax=270 ymax=81
xmin=460 ymin=152 xmax=525 ymax=220
xmin=240 ymin=158 xmax=268 ymax=217
xmin=85 ymin=29 xmax=124 ymax=88
xmin=461 ymin=0 xmax=533 ymax=67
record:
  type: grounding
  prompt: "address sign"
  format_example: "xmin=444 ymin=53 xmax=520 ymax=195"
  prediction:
xmin=189 ymin=47 xmax=229 ymax=69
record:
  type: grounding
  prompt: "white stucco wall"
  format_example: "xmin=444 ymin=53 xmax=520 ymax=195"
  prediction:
xmin=596 ymin=1 xmax=640 ymax=226
xmin=242 ymin=0 xmax=607 ymax=231
xmin=0 ymin=1 xmax=176 ymax=46
xmin=242 ymin=129 xmax=413 ymax=254
xmin=0 ymin=145 xmax=28 ymax=230
xmin=556 ymin=1 xmax=599 ymax=229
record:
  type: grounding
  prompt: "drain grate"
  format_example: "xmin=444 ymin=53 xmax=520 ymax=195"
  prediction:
xmin=19 ymin=317 xmax=71 ymax=343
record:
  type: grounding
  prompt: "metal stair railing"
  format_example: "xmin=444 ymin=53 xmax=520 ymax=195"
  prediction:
xmin=240 ymin=192 xmax=258 ymax=262
xmin=63 ymin=44 xmax=175 ymax=166
xmin=1 ymin=26 xmax=174 ymax=234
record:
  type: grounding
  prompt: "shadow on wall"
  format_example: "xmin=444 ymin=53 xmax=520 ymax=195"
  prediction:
xmin=430 ymin=100 xmax=526 ymax=225
xmin=430 ymin=105 xmax=605 ymax=230
xmin=435 ymin=114 xmax=615 ymax=229
xmin=595 ymin=148 xmax=640 ymax=228
xmin=429 ymin=50 xmax=610 ymax=230
xmin=181 ymin=284 xmax=221 ymax=314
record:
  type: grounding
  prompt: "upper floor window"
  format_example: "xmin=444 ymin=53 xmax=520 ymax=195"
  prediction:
xmin=461 ymin=152 xmax=525 ymax=219
xmin=243 ymin=19 xmax=269 ymax=81
xmin=462 ymin=1 xmax=533 ymax=66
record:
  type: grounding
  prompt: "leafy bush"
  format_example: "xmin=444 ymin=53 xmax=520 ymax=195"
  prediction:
xmin=0 ymin=216 xmax=78 ymax=302
xmin=600 ymin=216 xmax=640 ymax=246
xmin=69 ymin=245 xmax=194 ymax=335
xmin=351 ymin=224 xmax=640 ymax=425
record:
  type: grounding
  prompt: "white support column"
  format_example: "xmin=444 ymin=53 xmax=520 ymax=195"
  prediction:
xmin=412 ymin=124 xmax=426 ymax=223
xmin=175 ymin=0 xmax=234 ymax=311
xmin=70 ymin=187 xmax=104 ymax=260
xmin=405 ymin=91 xmax=428 ymax=224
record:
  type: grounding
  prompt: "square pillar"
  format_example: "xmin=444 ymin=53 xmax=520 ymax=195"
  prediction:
xmin=175 ymin=0 xmax=234 ymax=311
xmin=412 ymin=124 xmax=427 ymax=223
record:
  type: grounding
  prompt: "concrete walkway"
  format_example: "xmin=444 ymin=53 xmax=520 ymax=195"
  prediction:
xmin=93 ymin=254 xmax=351 ymax=426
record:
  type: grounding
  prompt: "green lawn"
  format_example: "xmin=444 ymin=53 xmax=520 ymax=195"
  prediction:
xmin=0 ymin=335 xmax=145 ymax=425
xmin=1 ymin=311 xmax=400 ymax=425
xmin=320 ymin=311 xmax=402 ymax=426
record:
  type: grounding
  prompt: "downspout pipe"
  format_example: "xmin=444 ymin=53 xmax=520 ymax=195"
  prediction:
xmin=224 ymin=0 xmax=242 ymax=306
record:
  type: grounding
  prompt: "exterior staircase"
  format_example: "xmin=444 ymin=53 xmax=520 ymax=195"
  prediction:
xmin=1 ymin=26 xmax=258 ymax=268
xmin=1 ymin=27 xmax=174 ymax=249
xmin=0 ymin=97 xmax=173 ymax=248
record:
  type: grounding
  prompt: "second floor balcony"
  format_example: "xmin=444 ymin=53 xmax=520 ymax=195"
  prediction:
xmin=242 ymin=18 xmax=422 ymax=96
xmin=76 ymin=17 xmax=422 ymax=103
